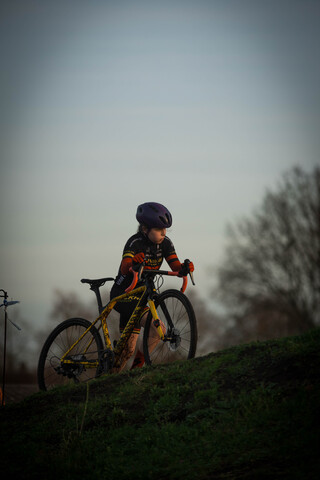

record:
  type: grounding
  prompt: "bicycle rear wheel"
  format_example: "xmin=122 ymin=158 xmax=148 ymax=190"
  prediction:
xmin=143 ymin=289 xmax=197 ymax=366
xmin=38 ymin=317 xmax=103 ymax=391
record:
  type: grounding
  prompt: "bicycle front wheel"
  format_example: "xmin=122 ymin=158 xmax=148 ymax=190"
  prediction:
xmin=38 ymin=317 xmax=103 ymax=391
xmin=143 ymin=289 xmax=197 ymax=366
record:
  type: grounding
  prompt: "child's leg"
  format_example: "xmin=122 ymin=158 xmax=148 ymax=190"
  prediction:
xmin=131 ymin=311 xmax=166 ymax=369
xmin=130 ymin=309 xmax=148 ymax=370
xmin=115 ymin=331 xmax=140 ymax=373
xmin=111 ymin=298 xmax=141 ymax=373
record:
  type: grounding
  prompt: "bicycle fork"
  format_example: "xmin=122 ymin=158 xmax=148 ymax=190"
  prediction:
xmin=148 ymin=299 xmax=165 ymax=340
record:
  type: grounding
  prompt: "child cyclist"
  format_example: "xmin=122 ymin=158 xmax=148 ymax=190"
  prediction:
xmin=110 ymin=202 xmax=194 ymax=372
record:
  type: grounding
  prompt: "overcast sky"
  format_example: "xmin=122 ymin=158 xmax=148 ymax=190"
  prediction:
xmin=1 ymin=0 xmax=319 ymax=331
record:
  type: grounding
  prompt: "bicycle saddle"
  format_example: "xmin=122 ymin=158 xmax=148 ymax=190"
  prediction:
xmin=81 ymin=277 xmax=114 ymax=289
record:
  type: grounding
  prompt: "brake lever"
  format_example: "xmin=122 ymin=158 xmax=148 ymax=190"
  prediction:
xmin=183 ymin=259 xmax=195 ymax=286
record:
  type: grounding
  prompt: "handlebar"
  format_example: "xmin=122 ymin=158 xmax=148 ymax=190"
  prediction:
xmin=125 ymin=266 xmax=191 ymax=294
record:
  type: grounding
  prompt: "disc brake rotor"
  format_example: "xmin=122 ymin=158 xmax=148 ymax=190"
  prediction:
xmin=167 ymin=328 xmax=181 ymax=351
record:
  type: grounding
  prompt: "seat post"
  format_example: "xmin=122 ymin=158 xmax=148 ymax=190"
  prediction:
xmin=91 ymin=286 xmax=104 ymax=314
xmin=81 ymin=277 xmax=114 ymax=314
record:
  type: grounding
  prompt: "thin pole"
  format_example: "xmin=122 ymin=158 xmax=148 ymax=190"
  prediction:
xmin=0 ymin=290 xmax=19 ymax=407
xmin=2 ymin=306 xmax=7 ymax=406
xmin=1 ymin=289 xmax=8 ymax=407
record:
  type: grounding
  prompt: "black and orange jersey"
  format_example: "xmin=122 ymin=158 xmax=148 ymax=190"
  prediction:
xmin=114 ymin=232 xmax=181 ymax=290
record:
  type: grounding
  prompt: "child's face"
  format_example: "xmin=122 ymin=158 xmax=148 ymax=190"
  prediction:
xmin=147 ymin=227 xmax=166 ymax=244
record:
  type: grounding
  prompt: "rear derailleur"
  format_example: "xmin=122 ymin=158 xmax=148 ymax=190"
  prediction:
xmin=54 ymin=354 xmax=86 ymax=383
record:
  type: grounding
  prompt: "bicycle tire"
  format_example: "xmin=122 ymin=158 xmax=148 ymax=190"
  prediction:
xmin=38 ymin=317 xmax=104 ymax=391
xmin=143 ymin=289 xmax=197 ymax=366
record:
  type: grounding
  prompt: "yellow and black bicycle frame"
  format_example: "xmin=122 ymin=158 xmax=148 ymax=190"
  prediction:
xmin=60 ymin=284 xmax=165 ymax=371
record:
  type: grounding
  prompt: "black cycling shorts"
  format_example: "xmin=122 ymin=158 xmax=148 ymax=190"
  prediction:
xmin=110 ymin=283 xmax=145 ymax=334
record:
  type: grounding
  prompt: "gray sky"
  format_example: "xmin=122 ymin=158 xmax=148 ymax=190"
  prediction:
xmin=1 ymin=0 xmax=319 ymax=329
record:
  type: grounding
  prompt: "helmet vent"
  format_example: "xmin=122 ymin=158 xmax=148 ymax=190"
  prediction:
xmin=159 ymin=215 xmax=169 ymax=226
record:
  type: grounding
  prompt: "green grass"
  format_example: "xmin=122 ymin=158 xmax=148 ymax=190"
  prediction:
xmin=1 ymin=328 xmax=320 ymax=479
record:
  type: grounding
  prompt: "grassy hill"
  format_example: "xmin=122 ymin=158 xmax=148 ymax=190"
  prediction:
xmin=1 ymin=329 xmax=319 ymax=480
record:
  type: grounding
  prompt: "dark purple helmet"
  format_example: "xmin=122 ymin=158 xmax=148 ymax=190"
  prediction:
xmin=136 ymin=202 xmax=172 ymax=228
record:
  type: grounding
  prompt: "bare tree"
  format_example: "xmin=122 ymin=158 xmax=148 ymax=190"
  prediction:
xmin=213 ymin=166 xmax=320 ymax=343
xmin=49 ymin=289 xmax=98 ymax=323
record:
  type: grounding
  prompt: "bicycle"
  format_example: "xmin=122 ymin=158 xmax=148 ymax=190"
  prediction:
xmin=38 ymin=260 xmax=197 ymax=391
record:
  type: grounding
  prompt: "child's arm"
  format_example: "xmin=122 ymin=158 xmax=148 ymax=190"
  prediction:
xmin=166 ymin=253 xmax=194 ymax=274
xmin=166 ymin=253 xmax=182 ymax=272
xmin=120 ymin=252 xmax=145 ymax=275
